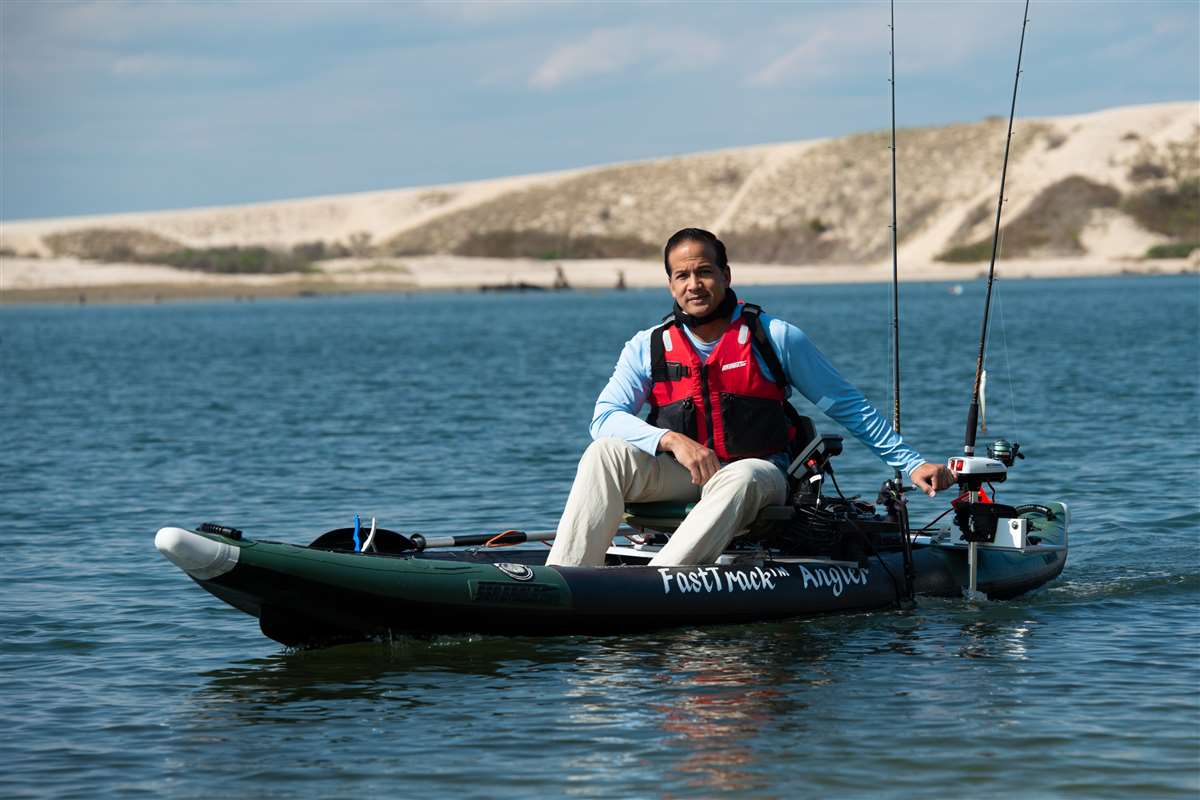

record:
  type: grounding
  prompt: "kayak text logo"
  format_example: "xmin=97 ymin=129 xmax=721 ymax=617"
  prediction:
xmin=658 ymin=565 xmax=789 ymax=595
xmin=796 ymin=564 xmax=869 ymax=597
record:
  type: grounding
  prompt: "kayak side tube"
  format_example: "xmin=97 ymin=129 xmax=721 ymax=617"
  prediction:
xmin=155 ymin=527 xmax=905 ymax=643
xmin=157 ymin=526 xmax=579 ymax=644
xmin=154 ymin=499 xmax=1066 ymax=645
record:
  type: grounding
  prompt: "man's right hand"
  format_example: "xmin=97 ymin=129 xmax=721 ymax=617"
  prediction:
xmin=659 ymin=431 xmax=721 ymax=486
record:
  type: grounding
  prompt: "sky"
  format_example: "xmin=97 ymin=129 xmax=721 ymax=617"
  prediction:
xmin=1 ymin=0 xmax=1197 ymax=221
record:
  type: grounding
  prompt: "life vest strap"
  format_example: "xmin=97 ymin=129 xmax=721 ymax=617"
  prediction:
xmin=740 ymin=304 xmax=814 ymax=457
xmin=649 ymin=320 xmax=681 ymax=382
xmin=739 ymin=304 xmax=787 ymax=391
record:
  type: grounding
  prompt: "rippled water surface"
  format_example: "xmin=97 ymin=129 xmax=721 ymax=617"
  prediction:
xmin=3 ymin=276 xmax=1198 ymax=798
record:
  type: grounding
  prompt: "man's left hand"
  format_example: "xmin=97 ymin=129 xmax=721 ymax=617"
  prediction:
xmin=911 ymin=462 xmax=957 ymax=497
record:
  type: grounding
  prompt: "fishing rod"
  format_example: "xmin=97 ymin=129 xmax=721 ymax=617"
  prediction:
xmin=889 ymin=0 xmax=902 ymax=449
xmin=883 ymin=0 xmax=915 ymax=603
xmin=946 ymin=0 xmax=1031 ymax=601
xmin=963 ymin=0 xmax=1030 ymax=458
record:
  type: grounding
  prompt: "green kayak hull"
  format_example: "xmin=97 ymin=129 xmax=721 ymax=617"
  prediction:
xmin=156 ymin=503 xmax=1068 ymax=647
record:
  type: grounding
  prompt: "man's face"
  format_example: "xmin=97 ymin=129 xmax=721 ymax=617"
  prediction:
xmin=667 ymin=240 xmax=730 ymax=318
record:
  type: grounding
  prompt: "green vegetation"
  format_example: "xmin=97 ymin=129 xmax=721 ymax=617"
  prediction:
xmin=1043 ymin=131 xmax=1068 ymax=150
xmin=44 ymin=227 xmax=181 ymax=261
xmin=345 ymin=231 xmax=374 ymax=257
xmin=291 ymin=240 xmax=352 ymax=261
xmin=711 ymin=166 xmax=743 ymax=187
xmin=1144 ymin=241 xmax=1199 ymax=259
xmin=938 ymin=240 xmax=996 ymax=263
xmin=1122 ymin=179 xmax=1200 ymax=239
xmin=1127 ymin=161 xmax=1168 ymax=183
xmin=936 ymin=175 xmax=1121 ymax=262
xmin=157 ymin=246 xmax=314 ymax=274
xmin=1122 ymin=134 xmax=1200 ymax=255
xmin=35 ymin=225 xmax=399 ymax=273
xmin=723 ymin=224 xmax=841 ymax=264
xmin=449 ymin=230 xmax=657 ymax=260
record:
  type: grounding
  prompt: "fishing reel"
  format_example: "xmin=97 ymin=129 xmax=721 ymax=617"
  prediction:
xmin=949 ymin=439 xmax=1024 ymax=492
xmin=988 ymin=439 xmax=1024 ymax=467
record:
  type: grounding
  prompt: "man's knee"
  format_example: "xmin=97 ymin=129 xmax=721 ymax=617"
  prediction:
xmin=706 ymin=459 xmax=786 ymax=501
xmin=583 ymin=437 xmax=636 ymax=461
xmin=578 ymin=437 xmax=641 ymax=476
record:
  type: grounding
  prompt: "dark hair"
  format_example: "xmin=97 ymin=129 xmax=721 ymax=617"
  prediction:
xmin=663 ymin=228 xmax=728 ymax=275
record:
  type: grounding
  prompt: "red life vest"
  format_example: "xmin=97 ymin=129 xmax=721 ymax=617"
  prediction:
xmin=647 ymin=303 xmax=794 ymax=461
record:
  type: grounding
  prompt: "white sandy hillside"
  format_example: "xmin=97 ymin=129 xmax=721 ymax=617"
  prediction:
xmin=904 ymin=102 xmax=1199 ymax=264
xmin=1 ymin=101 xmax=1196 ymax=269
xmin=0 ymin=170 xmax=586 ymax=256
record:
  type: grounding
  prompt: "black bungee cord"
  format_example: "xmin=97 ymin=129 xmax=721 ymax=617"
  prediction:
xmin=827 ymin=468 xmax=904 ymax=606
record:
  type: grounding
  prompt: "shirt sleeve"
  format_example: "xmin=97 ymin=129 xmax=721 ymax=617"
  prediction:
xmin=589 ymin=331 xmax=669 ymax=456
xmin=766 ymin=316 xmax=927 ymax=476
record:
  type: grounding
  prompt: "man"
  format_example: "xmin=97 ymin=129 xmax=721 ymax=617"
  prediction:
xmin=545 ymin=228 xmax=955 ymax=568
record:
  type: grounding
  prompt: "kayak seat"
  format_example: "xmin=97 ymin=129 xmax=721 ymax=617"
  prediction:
xmin=619 ymin=412 xmax=825 ymax=532
xmin=624 ymin=501 xmax=793 ymax=534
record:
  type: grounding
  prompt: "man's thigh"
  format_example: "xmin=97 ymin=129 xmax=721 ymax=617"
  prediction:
xmin=703 ymin=458 xmax=788 ymax=502
xmin=627 ymin=452 xmax=702 ymax=504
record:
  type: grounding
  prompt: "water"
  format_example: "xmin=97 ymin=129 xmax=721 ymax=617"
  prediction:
xmin=2 ymin=276 xmax=1198 ymax=798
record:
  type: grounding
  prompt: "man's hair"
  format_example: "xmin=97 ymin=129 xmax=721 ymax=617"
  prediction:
xmin=663 ymin=228 xmax=729 ymax=275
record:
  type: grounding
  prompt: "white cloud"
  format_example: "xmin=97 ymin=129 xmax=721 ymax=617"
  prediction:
xmin=415 ymin=0 xmax=550 ymax=25
xmin=531 ymin=26 xmax=643 ymax=89
xmin=110 ymin=53 xmax=248 ymax=79
xmin=530 ymin=25 xmax=724 ymax=89
xmin=748 ymin=25 xmax=863 ymax=87
xmin=745 ymin=3 xmax=1022 ymax=89
xmin=34 ymin=0 xmax=349 ymax=42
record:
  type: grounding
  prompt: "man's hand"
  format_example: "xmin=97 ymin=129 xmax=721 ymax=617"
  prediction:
xmin=911 ymin=462 xmax=957 ymax=497
xmin=660 ymin=431 xmax=721 ymax=486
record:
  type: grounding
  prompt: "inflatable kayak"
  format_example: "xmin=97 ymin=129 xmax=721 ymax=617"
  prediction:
xmin=155 ymin=497 xmax=1068 ymax=647
xmin=156 ymin=424 xmax=1067 ymax=647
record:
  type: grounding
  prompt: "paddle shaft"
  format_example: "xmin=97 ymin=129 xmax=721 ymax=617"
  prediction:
xmin=410 ymin=529 xmax=557 ymax=550
xmin=408 ymin=525 xmax=647 ymax=551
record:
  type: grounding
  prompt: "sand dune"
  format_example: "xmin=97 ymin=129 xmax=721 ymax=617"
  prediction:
xmin=2 ymin=101 xmax=1196 ymax=302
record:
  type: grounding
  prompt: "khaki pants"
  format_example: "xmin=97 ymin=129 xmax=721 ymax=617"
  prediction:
xmin=545 ymin=438 xmax=787 ymax=567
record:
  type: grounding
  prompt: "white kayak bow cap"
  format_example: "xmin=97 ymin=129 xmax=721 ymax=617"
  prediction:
xmin=155 ymin=527 xmax=239 ymax=579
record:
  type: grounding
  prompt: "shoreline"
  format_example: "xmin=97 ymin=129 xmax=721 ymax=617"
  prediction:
xmin=1 ymin=254 xmax=1195 ymax=305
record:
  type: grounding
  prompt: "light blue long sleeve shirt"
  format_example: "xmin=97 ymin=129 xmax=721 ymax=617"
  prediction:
xmin=590 ymin=305 xmax=927 ymax=476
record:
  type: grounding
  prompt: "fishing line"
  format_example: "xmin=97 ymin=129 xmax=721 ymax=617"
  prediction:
xmin=994 ymin=282 xmax=1021 ymax=434
xmin=984 ymin=222 xmax=1021 ymax=436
